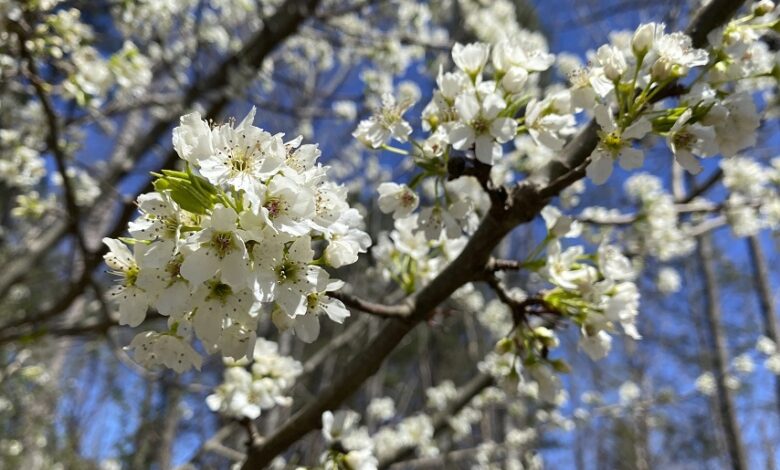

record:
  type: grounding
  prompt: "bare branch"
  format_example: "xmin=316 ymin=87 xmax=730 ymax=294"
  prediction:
xmin=328 ymin=292 xmax=412 ymax=319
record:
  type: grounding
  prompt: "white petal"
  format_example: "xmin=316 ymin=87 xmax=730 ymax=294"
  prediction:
xmin=180 ymin=250 xmax=220 ymax=288
xmin=276 ymin=288 xmax=306 ymax=317
xmin=475 ymin=134 xmax=497 ymax=164
xmin=623 ymin=118 xmax=651 ymax=140
xmin=481 ymin=93 xmax=506 ymax=119
xmin=448 ymin=124 xmax=475 ymax=150
xmin=220 ymin=251 xmax=250 ymax=290
xmin=586 ymin=153 xmax=613 ymax=185
xmin=455 ymin=92 xmax=480 ymax=122
xmin=490 ymin=118 xmax=518 ymax=143
xmin=294 ymin=313 xmax=321 ymax=343
xmin=118 ymin=289 xmax=148 ymax=327
xmin=321 ymin=298 xmax=350 ymax=324
xmin=210 ymin=206 xmax=238 ymax=232
xmin=594 ymin=105 xmax=617 ymax=132
xmin=675 ymin=150 xmax=703 ymax=174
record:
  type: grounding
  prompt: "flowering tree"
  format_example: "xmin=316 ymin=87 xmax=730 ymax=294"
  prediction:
xmin=2 ymin=0 xmax=780 ymax=469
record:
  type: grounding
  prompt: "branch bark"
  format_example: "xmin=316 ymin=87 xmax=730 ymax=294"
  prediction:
xmin=328 ymin=292 xmax=411 ymax=319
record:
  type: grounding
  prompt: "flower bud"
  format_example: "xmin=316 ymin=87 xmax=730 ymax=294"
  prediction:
xmin=753 ymin=0 xmax=775 ymax=16
xmin=632 ymin=23 xmax=655 ymax=55
xmin=596 ymin=45 xmax=627 ymax=81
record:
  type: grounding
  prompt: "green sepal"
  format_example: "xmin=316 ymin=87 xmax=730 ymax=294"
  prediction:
xmin=549 ymin=358 xmax=572 ymax=373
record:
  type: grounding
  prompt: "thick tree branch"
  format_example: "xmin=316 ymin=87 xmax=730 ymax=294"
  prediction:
xmin=14 ymin=21 xmax=90 ymax=257
xmin=679 ymin=169 xmax=724 ymax=203
xmin=241 ymin=2 xmax=747 ymax=467
xmin=746 ymin=234 xmax=780 ymax=418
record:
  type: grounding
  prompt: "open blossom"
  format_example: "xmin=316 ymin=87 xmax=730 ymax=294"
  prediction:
xmin=525 ymin=91 xmax=574 ymax=151
xmin=254 ymin=173 xmax=316 ymax=235
xmin=103 ymin=238 xmax=149 ymax=327
xmin=325 ymin=210 xmax=372 ymax=268
xmin=492 ymin=35 xmax=555 ymax=73
xmin=322 ymin=410 xmax=378 ymax=470
xmin=666 ymin=108 xmax=717 ymax=174
xmin=603 ymin=282 xmax=641 ymax=340
xmin=706 ymin=92 xmax=761 ymax=157
xmin=598 ymin=244 xmax=635 ymax=282
xmin=172 ymin=111 xmax=215 ymax=164
xmin=189 ymin=277 xmax=259 ymax=357
xmin=543 ymin=241 xmax=598 ymax=291
xmin=179 ymin=205 xmax=250 ymax=290
xmin=128 ymin=192 xmax=181 ymax=247
xmin=567 ymin=67 xmax=601 ymax=108
xmin=273 ymin=270 xmax=350 ymax=343
xmin=128 ymin=331 xmax=202 ymax=373
xmin=353 ymin=93 xmax=414 ymax=148
xmin=200 ymin=108 xmax=285 ymax=193
xmin=587 ymin=106 xmax=651 ymax=184
xmin=253 ymin=233 xmax=319 ymax=317
xmin=418 ymin=206 xmax=461 ymax=240
xmin=377 ymin=182 xmax=419 ymax=218
xmin=448 ymin=89 xmax=517 ymax=164
xmin=651 ymin=32 xmax=709 ymax=79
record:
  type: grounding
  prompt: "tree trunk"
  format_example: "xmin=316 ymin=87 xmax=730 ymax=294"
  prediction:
xmin=697 ymin=234 xmax=748 ymax=470
xmin=747 ymin=234 xmax=780 ymax=416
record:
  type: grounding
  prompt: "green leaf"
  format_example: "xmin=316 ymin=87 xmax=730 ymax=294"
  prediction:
xmin=152 ymin=168 xmax=220 ymax=214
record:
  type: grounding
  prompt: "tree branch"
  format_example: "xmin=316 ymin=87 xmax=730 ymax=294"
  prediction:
xmin=328 ymin=292 xmax=412 ymax=319
xmin=240 ymin=2 xmax=747 ymax=466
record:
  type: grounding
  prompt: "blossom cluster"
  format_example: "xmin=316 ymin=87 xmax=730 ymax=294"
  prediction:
xmin=320 ymin=384 xmax=498 ymax=468
xmin=321 ymin=410 xmax=378 ymax=470
xmin=623 ymin=173 xmax=696 ymax=261
xmin=105 ymin=108 xmax=369 ymax=371
xmin=206 ymin=339 xmax=302 ymax=419
xmin=570 ymin=17 xmax=771 ymax=184
xmin=477 ymin=208 xmax=639 ymax=405
xmin=358 ymin=11 xmax=772 ymax=305
xmin=721 ymin=156 xmax=780 ymax=236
